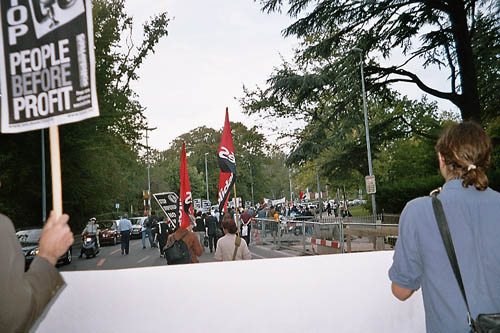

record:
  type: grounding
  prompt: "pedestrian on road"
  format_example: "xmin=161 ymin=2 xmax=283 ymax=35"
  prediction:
xmin=156 ymin=217 xmax=172 ymax=257
xmin=0 ymin=210 xmax=74 ymax=332
xmin=240 ymin=208 xmax=252 ymax=246
xmin=167 ymin=224 xmax=203 ymax=263
xmin=215 ymin=217 xmax=251 ymax=261
xmin=118 ymin=213 xmax=132 ymax=255
xmin=257 ymin=205 xmax=268 ymax=236
xmin=389 ymin=121 xmax=500 ymax=332
xmin=268 ymin=206 xmax=278 ymax=244
xmin=204 ymin=211 xmax=218 ymax=253
xmin=142 ymin=211 xmax=155 ymax=249
xmin=193 ymin=211 xmax=206 ymax=252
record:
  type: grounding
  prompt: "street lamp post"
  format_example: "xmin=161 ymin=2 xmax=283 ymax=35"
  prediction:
xmin=248 ymin=161 xmax=254 ymax=207
xmin=351 ymin=47 xmax=381 ymax=248
xmin=145 ymin=126 xmax=157 ymax=214
xmin=204 ymin=152 xmax=209 ymax=202
xmin=316 ymin=167 xmax=322 ymax=219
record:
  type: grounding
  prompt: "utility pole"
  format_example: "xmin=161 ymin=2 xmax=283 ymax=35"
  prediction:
xmin=145 ymin=126 xmax=157 ymax=214
xmin=316 ymin=167 xmax=322 ymax=219
xmin=351 ymin=47 xmax=381 ymax=250
xmin=248 ymin=161 xmax=254 ymax=207
xmin=204 ymin=152 xmax=209 ymax=202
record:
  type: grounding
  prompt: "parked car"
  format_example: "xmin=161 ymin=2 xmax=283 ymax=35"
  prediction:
xmin=98 ymin=220 xmax=121 ymax=245
xmin=16 ymin=228 xmax=72 ymax=271
xmin=129 ymin=217 xmax=147 ymax=239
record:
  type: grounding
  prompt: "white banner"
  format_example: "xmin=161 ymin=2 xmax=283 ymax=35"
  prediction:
xmin=272 ymin=197 xmax=286 ymax=206
xmin=34 ymin=251 xmax=425 ymax=332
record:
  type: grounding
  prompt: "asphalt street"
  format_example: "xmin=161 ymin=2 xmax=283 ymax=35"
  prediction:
xmin=59 ymin=237 xmax=298 ymax=272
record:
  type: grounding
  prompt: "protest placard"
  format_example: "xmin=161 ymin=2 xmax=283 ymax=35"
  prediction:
xmin=153 ymin=192 xmax=180 ymax=228
xmin=0 ymin=0 xmax=98 ymax=133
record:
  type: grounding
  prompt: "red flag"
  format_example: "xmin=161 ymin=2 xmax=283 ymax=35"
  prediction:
xmin=299 ymin=190 xmax=304 ymax=200
xmin=217 ymin=108 xmax=236 ymax=214
xmin=179 ymin=142 xmax=193 ymax=229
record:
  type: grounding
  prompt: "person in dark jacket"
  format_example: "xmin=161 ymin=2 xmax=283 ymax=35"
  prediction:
xmin=204 ymin=211 xmax=218 ymax=253
xmin=156 ymin=216 xmax=173 ymax=257
xmin=193 ymin=211 xmax=206 ymax=252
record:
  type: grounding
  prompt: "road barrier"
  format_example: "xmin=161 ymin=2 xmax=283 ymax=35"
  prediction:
xmin=253 ymin=215 xmax=398 ymax=255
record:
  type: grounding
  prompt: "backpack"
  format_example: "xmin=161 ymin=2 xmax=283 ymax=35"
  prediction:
xmin=144 ymin=217 xmax=152 ymax=228
xmin=164 ymin=230 xmax=191 ymax=265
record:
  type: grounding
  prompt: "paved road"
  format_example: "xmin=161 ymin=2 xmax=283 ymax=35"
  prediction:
xmin=59 ymin=237 xmax=299 ymax=272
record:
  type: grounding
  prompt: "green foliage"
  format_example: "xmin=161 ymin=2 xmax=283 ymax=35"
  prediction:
xmin=376 ymin=175 xmax=443 ymax=214
xmin=486 ymin=117 xmax=500 ymax=191
xmin=150 ymin=123 xmax=291 ymax=207
xmin=348 ymin=205 xmax=369 ymax=217
xmin=0 ymin=0 xmax=169 ymax=231
xmin=258 ymin=0 xmax=499 ymax=122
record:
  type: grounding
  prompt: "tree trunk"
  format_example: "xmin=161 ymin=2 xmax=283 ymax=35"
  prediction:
xmin=449 ymin=0 xmax=482 ymax=123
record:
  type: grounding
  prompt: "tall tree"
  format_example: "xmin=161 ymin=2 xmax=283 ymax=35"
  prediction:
xmin=0 ymin=0 xmax=170 ymax=228
xmin=257 ymin=0 xmax=499 ymax=123
xmin=150 ymin=123 xmax=279 ymax=207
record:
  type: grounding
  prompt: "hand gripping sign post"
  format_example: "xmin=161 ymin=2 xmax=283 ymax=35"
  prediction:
xmin=0 ymin=0 xmax=99 ymax=216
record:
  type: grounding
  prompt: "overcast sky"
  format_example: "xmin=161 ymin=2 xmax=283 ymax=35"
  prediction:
xmin=124 ymin=0 xmax=457 ymax=152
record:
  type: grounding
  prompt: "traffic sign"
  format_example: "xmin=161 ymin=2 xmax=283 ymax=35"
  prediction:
xmin=365 ymin=175 xmax=376 ymax=194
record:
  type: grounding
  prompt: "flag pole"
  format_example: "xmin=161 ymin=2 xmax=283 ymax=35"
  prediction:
xmin=49 ymin=126 xmax=63 ymax=218
xmin=233 ymin=183 xmax=240 ymax=235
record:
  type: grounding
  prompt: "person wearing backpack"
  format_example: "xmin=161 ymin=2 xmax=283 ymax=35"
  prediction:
xmin=166 ymin=224 xmax=203 ymax=264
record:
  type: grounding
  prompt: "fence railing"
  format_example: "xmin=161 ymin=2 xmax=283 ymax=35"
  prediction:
xmin=251 ymin=215 xmax=398 ymax=255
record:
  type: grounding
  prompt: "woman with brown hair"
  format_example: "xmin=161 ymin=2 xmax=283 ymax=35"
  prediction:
xmin=214 ymin=216 xmax=251 ymax=261
xmin=389 ymin=122 xmax=500 ymax=332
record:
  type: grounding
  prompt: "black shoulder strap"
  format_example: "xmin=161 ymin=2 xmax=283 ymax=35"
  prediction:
xmin=431 ymin=194 xmax=474 ymax=326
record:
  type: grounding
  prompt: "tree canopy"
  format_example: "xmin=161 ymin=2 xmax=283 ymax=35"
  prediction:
xmin=0 ymin=0 xmax=169 ymax=229
xmin=257 ymin=0 xmax=500 ymax=123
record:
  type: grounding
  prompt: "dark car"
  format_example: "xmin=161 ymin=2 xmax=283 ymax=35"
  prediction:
xmin=98 ymin=220 xmax=121 ymax=245
xmin=16 ymin=228 xmax=72 ymax=271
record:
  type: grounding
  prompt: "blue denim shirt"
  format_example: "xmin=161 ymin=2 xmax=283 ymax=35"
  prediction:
xmin=389 ymin=179 xmax=500 ymax=332
xmin=118 ymin=218 xmax=132 ymax=232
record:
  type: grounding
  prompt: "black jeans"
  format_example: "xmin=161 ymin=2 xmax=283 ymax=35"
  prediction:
xmin=120 ymin=230 xmax=130 ymax=254
xmin=208 ymin=234 xmax=217 ymax=251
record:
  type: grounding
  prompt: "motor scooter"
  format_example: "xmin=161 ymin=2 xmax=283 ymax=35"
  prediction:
xmin=81 ymin=233 xmax=99 ymax=259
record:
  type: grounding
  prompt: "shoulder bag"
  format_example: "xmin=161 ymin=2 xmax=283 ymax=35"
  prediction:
xmin=432 ymin=194 xmax=500 ymax=333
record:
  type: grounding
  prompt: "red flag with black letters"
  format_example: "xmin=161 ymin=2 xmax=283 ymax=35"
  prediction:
xmin=217 ymin=108 xmax=236 ymax=214
xmin=179 ymin=142 xmax=194 ymax=229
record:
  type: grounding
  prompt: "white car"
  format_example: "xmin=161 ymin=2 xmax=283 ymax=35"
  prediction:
xmin=129 ymin=216 xmax=147 ymax=239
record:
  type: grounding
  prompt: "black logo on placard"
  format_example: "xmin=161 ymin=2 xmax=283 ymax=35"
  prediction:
xmin=31 ymin=0 xmax=78 ymax=29
xmin=28 ymin=0 xmax=85 ymax=39
xmin=167 ymin=193 xmax=178 ymax=203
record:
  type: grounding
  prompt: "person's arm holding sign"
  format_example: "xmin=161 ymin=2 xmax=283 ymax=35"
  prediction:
xmin=0 ymin=210 xmax=73 ymax=332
